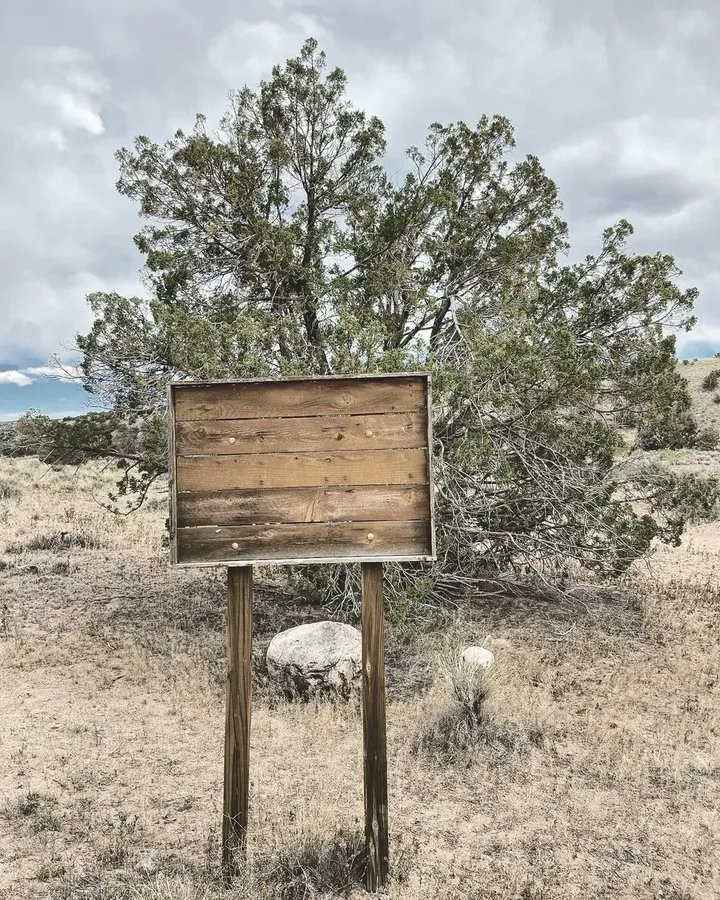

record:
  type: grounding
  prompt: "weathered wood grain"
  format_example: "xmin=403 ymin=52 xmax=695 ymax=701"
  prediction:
xmin=222 ymin=566 xmax=252 ymax=882
xmin=361 ymin=562 xmax=389 ymax=890
xmin=175 ymin=412 xmax=426 ymax=456
xmin=169 ymin=374 xmax=435 ymax=566
xmin=173 ymin=376 xmax=425 ymax=421
xmin=167 ymin=384 xmax=178 ymax=564
xmin=176 ymin=448 xmax=428 ymax=492
xmin=177 ymin=484 xmax=430 ymax=527
xmin=176 ymin=520 xmax=431 ymax=564
xmin=424 ymin=373 xmax=437 ymax=560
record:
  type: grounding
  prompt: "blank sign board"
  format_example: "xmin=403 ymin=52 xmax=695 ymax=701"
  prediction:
xmin=168 ymin=374 xmax=435 ymax=567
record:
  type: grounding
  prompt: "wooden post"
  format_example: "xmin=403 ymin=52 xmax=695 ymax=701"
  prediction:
xmin=361 ymin=562 xmax=389 ymax=891
xmin=222 ymin=565 xmax=253 ymax=882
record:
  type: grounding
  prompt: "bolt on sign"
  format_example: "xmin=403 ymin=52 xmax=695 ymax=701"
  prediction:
xmin=167 ymin=373 xmax=435 ymax=890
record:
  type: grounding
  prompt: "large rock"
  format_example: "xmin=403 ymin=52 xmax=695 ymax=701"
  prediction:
xmin=266 ymin=621 xmax=362 ymax=699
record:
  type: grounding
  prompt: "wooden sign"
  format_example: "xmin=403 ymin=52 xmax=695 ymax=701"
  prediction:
xmin=168 ymin=374 xmax=434 ymax=567
xmin=166 ymin=373 xmax=435 ymax=891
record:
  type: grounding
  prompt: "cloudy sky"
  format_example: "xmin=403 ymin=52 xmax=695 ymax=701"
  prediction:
xmin=1 ymin=0 xmax=718 ymax=419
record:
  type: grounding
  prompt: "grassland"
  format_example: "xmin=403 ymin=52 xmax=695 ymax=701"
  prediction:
xmin=0 ymin=436 xmax=719 ymax=898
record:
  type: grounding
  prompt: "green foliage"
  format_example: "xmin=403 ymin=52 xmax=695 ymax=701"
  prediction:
xmin=42 ymin=414 xmax=117 ymax=466
xmin=701 ymin=368 xmax=720 ymax=391
xmin=629 ymin=466 xmax=719 ymax=546
xmin=74 ymin=38 xmax=709 ymax=597
xmin=695 ymin=427 xmax=720 ymax=450
xmin=10 ymin=410 xmax=52 ymax=457
xmin=289 ymin=563 xmax=448 ymax=642
xmin=636 ymin=377 xmax=702 ymax=450
xmin=11 ymin=410 xmax=120 ymax=465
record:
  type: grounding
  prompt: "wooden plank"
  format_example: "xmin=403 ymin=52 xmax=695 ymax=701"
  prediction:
xmin=176 ymin=553 xmax=432 ymax=569
xmin=176 ymin=520 xmax=431 ymax=564
xmin=177 ymin=484 xmax=430 ymax=527
xmin=167 ymin=384 xmax=178 ymax=565
xmin=175 ymin=412 xmax=426 ymax=456
xmin=222 ymin=566 xmax=253 ymax=882
xmin=176 ymin=449 xmax=428 ymax=492
xmin=425 ymin=374 xmax=437 ymax=560
xmin=173 ymin=376 xmax=426 ymax=421
xmin=361 ymin=562 xmax=389 ymax=891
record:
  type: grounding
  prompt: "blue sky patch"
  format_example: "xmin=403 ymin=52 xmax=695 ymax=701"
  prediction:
xmin=0 ymin=375 xmax=99 ymax=421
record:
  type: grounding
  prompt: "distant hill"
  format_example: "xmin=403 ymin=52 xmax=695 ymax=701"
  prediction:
xmin=680 ymin=357 xmax=720 ymax=432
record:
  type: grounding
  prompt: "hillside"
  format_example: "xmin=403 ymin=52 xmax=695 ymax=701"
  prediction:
xmin=681 ymin=357 xmax=720 ymax=431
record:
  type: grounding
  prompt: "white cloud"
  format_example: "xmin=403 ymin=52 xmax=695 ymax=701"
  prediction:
xmin=0 ymin=363 xmax=83 ymax=388
xmin=0 ymin=371 xmax=32 ymax=387
xmin=207 ymin=13 xmax=329 ymax=84
xmin=18 ymin=46 xmax=107 ymax=147
xmin=0 ymin=270 xmax=142 ymax=366
xmin=53 ymin=87 xmax=105 ymax=136
xmin=550 ymin=116 xmax=720 ymax=192
xmin=23 ymin=364 xmax=83 ymax=381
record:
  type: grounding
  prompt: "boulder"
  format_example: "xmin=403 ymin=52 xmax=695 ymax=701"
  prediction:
xmin=462 ymin=646 xmax=495 ymax=669
xmin=266 ymin=621 xmax=362 ymax=699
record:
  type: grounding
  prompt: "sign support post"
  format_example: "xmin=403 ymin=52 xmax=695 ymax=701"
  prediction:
xmin=361 ymin=561 xmax=389 ymax=891
xmin=222 ymin=564 xmax=253 ymax=883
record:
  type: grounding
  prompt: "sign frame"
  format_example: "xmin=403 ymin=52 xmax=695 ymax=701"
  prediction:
xmin=167 ymin=372 xmax=436 ymax=568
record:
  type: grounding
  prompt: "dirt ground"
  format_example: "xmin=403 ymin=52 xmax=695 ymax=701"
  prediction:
xmin=0 ymin=454 xmax=719 ymax=900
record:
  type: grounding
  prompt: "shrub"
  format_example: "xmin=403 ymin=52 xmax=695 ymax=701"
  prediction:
xmin=255 ymin=828 xmax=365 ymax=900
xmin=2 ymin=791 xmax=60 ymax=834
xmin=0 ymin=476 xmax=22 ymax=502
xmin=5 ymin=529 xmax=108 ymax=554
xmin=414 ymin=653 xmax=489 ymax=758
xmin=701 ymin=369 xmax=720 ymax=391
xmin=414 ymin=652 xmax=545 ymax=762
xmin=637 ymin=410 xmax=699 ymax=451
xmin=695 ymin=427 xmax=720 ymax=450
xmin=70 ymin=38 xmax=709 ymax=594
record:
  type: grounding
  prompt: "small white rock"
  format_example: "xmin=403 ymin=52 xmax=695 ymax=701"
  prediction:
xmin=136 ymin=854 xmax=160 ymax=875
xmin=462 ymin=646 xmax=495 ymax=669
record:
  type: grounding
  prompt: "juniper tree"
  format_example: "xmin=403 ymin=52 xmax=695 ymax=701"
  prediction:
xmin=76 ymin=38 xmax=717 ymax=600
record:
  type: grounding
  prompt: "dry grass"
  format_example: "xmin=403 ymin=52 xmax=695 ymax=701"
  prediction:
xmin=1 ymin=456 xmax=719 ymax=899
xmin=413 ymin=652 xmax=545 ymax=762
